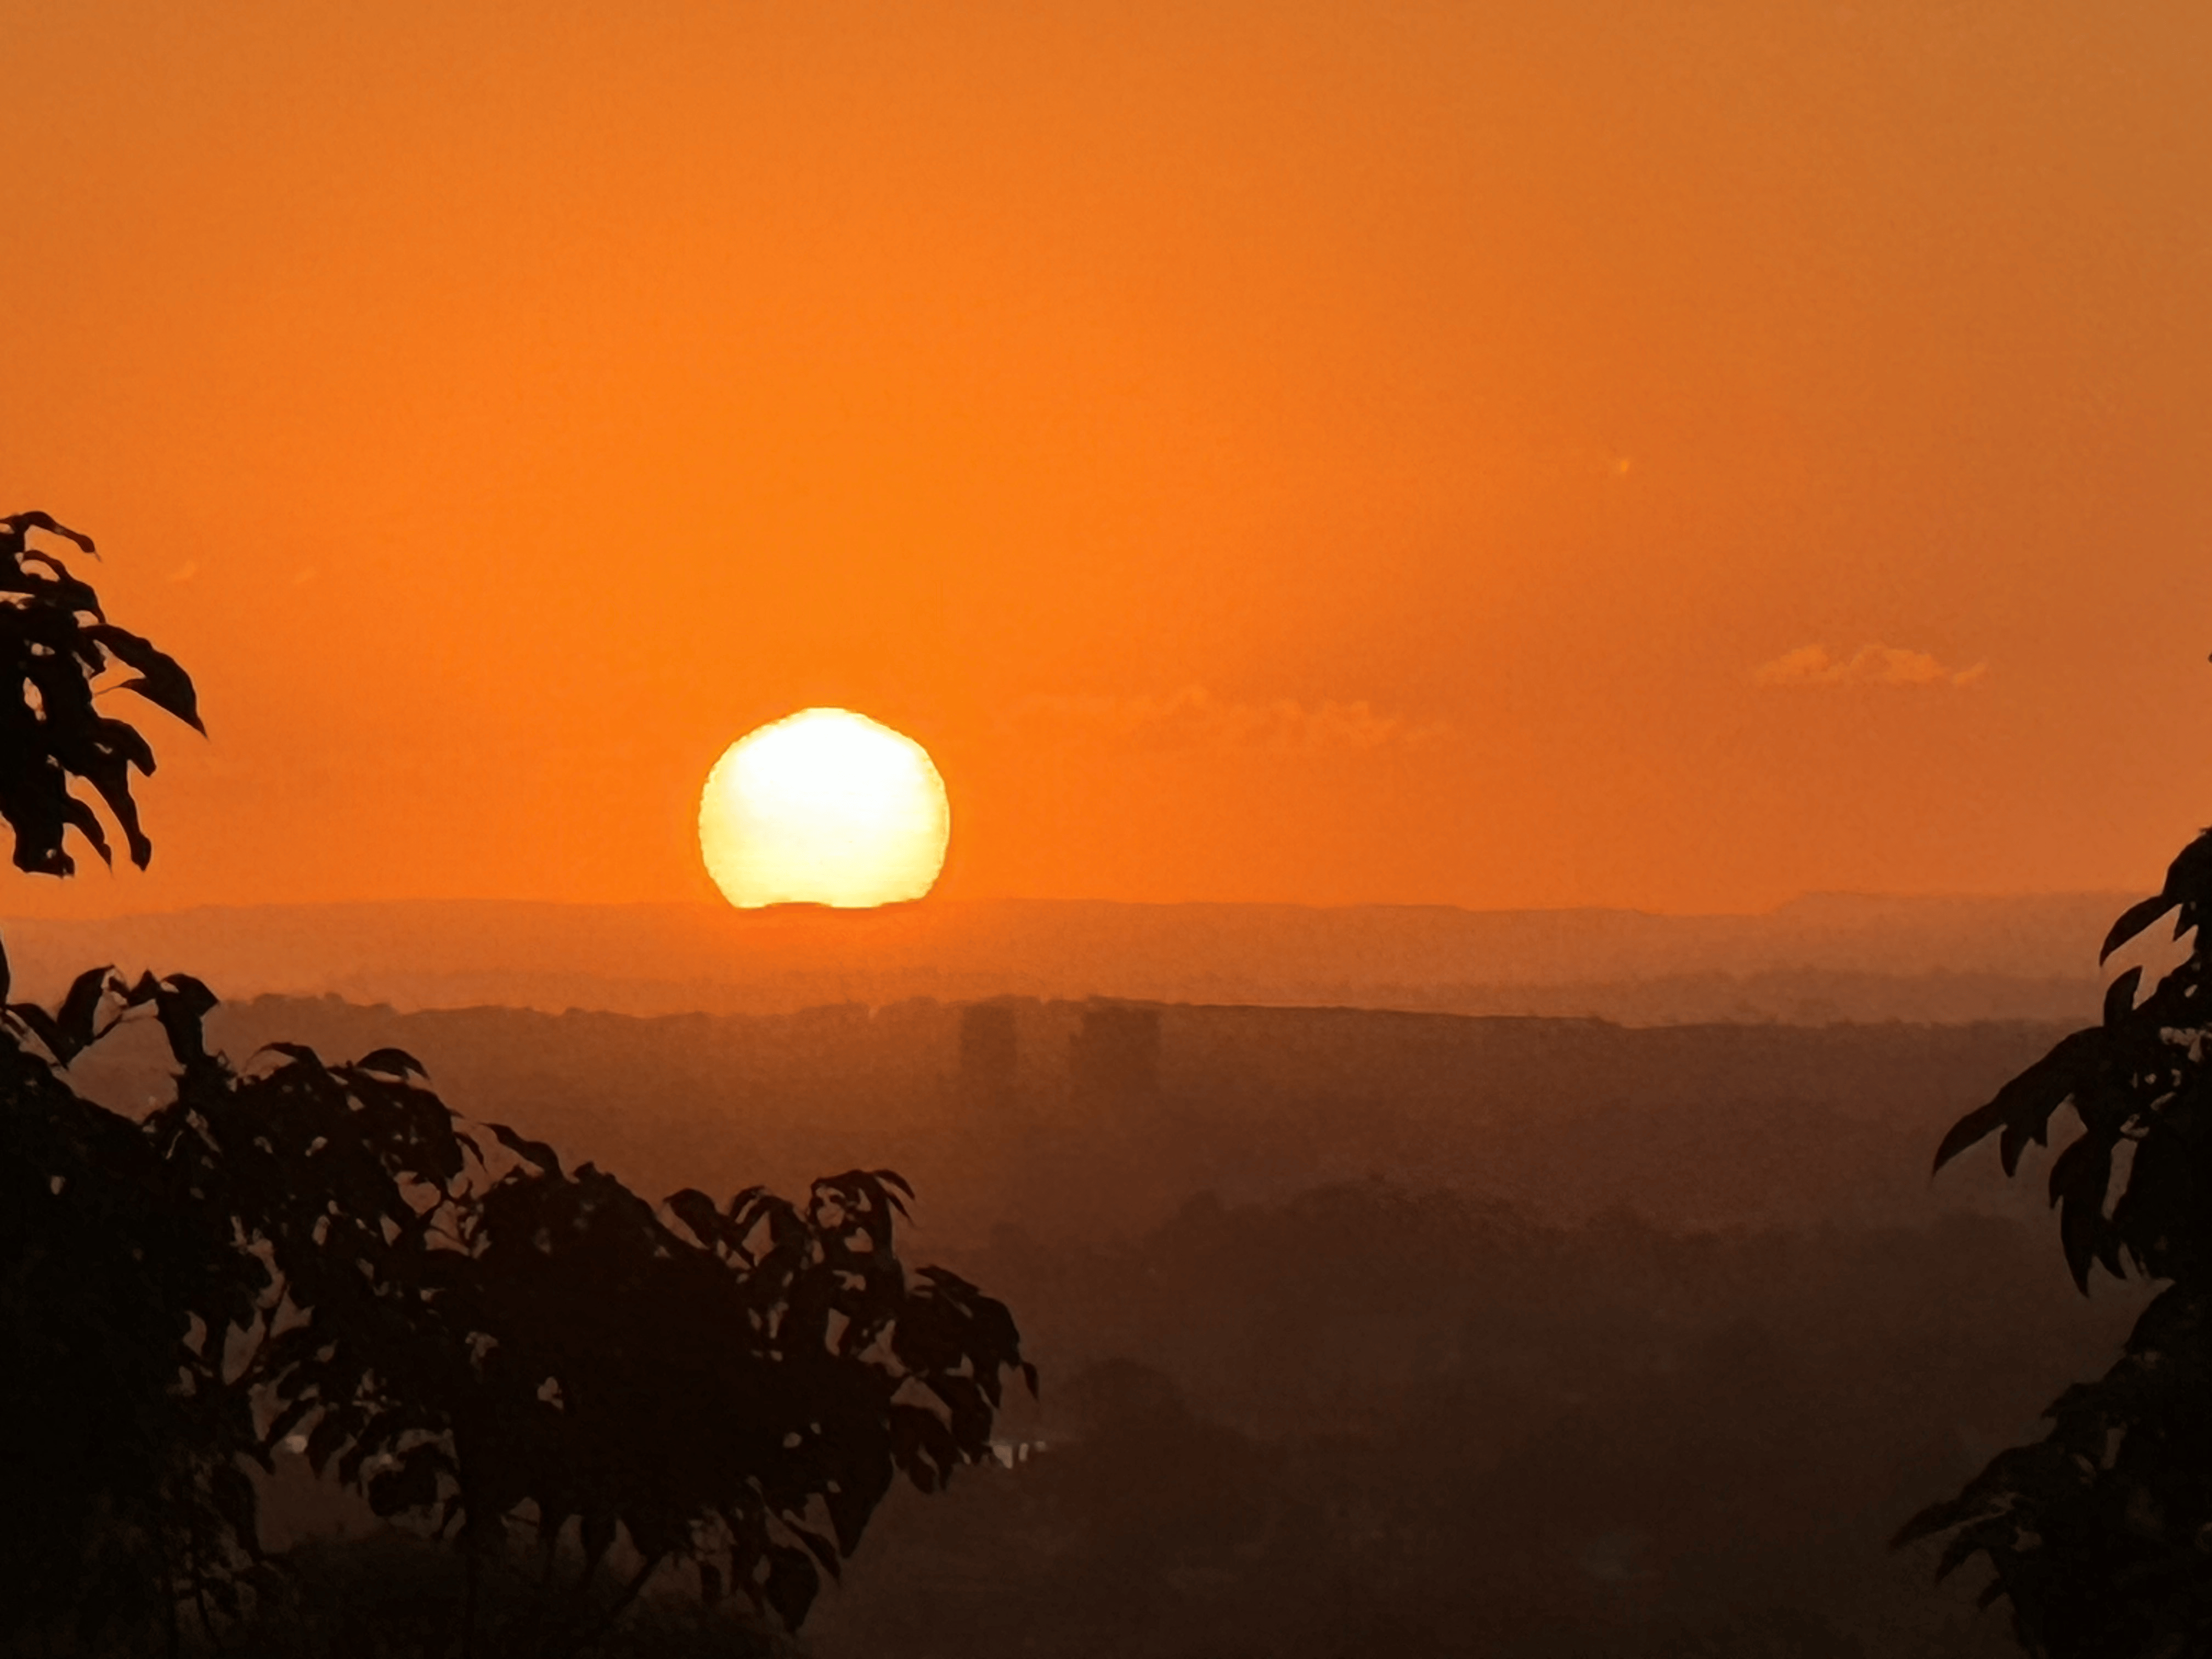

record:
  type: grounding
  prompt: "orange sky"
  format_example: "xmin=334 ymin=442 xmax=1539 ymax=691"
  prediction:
xmin=4 ymin=0 xmax=2207 ymax=917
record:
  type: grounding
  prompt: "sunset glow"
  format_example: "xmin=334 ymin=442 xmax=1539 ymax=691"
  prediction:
xmin=698 ymin=709 xmax=950 ymax=909
xmin=1 ymin=3 xmax=2203 ymax=919
xmin=9 ymin=8 xmax=2208 ymax=1651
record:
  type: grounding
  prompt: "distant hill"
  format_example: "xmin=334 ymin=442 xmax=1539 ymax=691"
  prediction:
xmin=0 ymin=890 xmax=2143 ymax=1024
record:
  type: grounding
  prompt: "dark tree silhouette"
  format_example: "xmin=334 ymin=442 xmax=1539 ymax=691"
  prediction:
xmin=1895 ymin=838 xmax=2212 ymax=1656
xmin=0 ymin=510 xmax=200 ymax=887
xmin=0 ymin=512 xmax=1031 ymax=1655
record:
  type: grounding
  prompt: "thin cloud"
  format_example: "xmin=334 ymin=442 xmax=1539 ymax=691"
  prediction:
xmin=1006 ymin=686 xmax=1452 ymax=755
xmin=1754 ymin=644 xmax=1987 ymax=689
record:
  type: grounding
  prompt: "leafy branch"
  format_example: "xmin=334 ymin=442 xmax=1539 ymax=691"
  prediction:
xmin=1895 ymin=831 xmax=2212 ymax=1658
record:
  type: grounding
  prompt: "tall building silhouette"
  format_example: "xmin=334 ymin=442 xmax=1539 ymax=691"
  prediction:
xmin=1068 ymin=1001 xmax=1161 ymax=1103
xmin=956 ymin=1000 xmax=1020 ymax=1114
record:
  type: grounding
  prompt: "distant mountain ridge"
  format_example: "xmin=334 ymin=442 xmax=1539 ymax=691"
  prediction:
xmin=0 ymin=891 xmax=2146 ymax=1024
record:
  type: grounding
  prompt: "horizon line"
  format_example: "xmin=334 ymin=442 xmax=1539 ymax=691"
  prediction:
xmin=0 ymin=887 xmax=2146 ymax=928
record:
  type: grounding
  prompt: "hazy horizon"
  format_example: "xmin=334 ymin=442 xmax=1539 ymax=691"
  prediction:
xmin=0 ymin=887 xmax=2151 ymax=1025
xmin=0 ymin=882 xmax=2151 ymax=921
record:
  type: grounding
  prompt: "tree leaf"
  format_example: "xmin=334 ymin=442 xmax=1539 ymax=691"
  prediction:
xmin=785 ymin=1523 xmax=842 ymax=1581
xmin=761 ymin=1545 xmax=820 ymax=1629
xmin=353 ymin=1046 xmax=426 ymax=1080
xmin=1 ymin=510 xmax=97 ymax=556
xmin=87 ymin=624 xmax=205 ymax=733
xmin=2102 ymin=964 xmax=2144 ymax=1027
xmin=665 ymin=1188 xmax=724 ymax=1247
xmin=7 ymin=1002 xmax=71 ymax=1063
xmin=54 ymin=966 xmax=115 ymax=1058
xmin=2101 ymin=894 xmax=2176 ymax=964
xmin=490 ymin=1121 xmax=563 ymax=1178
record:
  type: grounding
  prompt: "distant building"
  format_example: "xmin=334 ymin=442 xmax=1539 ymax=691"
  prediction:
xmin=1069 ymin=1001 xmax=1161 ymax=1102
xmin=957 ymin=1000 xmax=1020 ymax=1112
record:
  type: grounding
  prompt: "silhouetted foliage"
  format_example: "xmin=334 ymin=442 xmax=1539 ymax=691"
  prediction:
xmin=0 ymin=512 xmax=199 ymax=888
xmin=0 ymin=514 xmax=1031 ymax=1654
xmin=1897 ymin=839 xmax=2212 ymax=1656
xmin=219 ymin=1528 xmax=797 ymax=1659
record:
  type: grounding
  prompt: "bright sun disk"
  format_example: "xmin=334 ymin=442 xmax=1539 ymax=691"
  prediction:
xmin=698 ymin=708 xmax=950 ymax=909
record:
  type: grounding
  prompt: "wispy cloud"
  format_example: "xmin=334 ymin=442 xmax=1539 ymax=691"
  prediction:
xmin=1005 ymin=686 xmax=1452 ymax=754
xmin=1754 ymin=644 xmax=1987 ymax=689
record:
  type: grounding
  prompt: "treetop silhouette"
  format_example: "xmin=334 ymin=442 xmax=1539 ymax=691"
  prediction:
xmin=1897 ymin=831 xmax=2212 ymax=1657
xmin=0 ymin=511 xmax=1031 ymax=1655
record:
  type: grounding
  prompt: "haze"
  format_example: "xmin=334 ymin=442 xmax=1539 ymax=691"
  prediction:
xmin=5 ymin=0 xmax=2207 ymax=919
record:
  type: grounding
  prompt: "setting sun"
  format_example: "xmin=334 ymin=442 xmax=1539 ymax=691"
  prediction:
xmin=698 ymin=708 xmax=950 ymax=909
